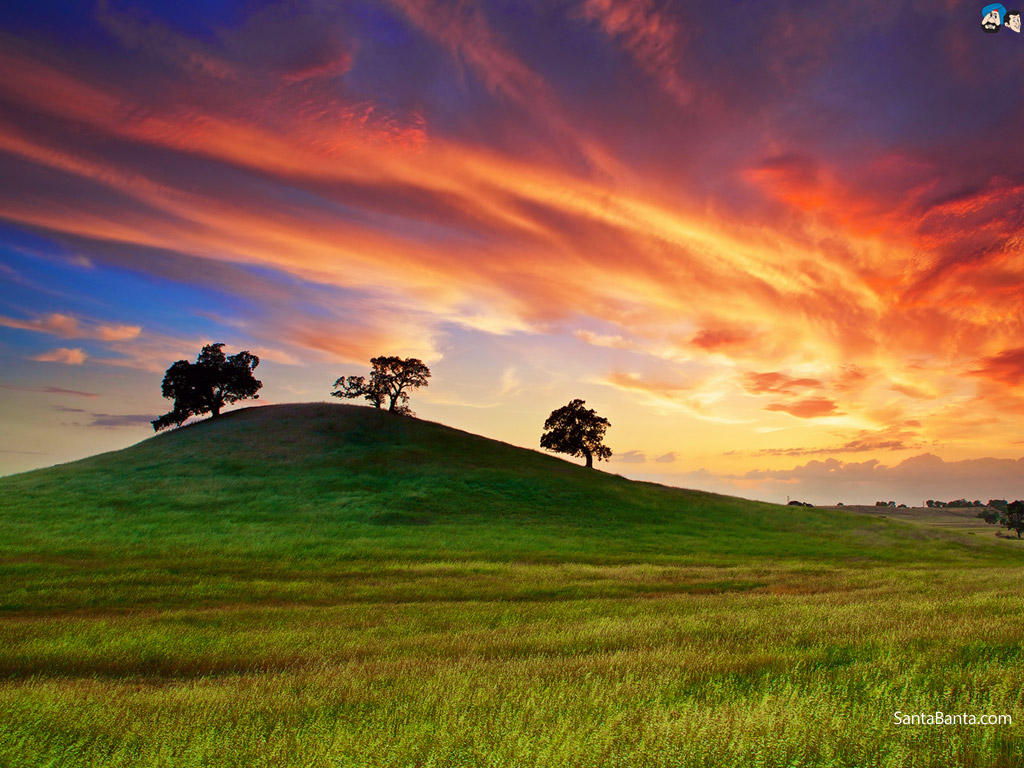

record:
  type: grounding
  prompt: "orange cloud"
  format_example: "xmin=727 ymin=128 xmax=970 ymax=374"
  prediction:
xmin=0 ymin=313 xmax=80 ymax=336
xmin=96 ymin=324 xmax=143 ymax=341
xmin=890 ymin=382 xmax=937 ymax=400
xmin=605 ymin=370 xmax=691 ymax=398
xmin=744 ymin=372 xmax=824 ymax=396
xmin=32 ymin=347 xmax=87 ymax=365
xmin=764 ymin=397 xmax=840 ymax=419
xmin=690 ymin=327 xmax=757 ymax=352
xmin=574 ymin=330 xmax=636 ymax=350
xmin=0 ymin=50 xmax=870 ymax=366
xmin=970 ymin=348 xmax=1024 ymax=388
xmin=743 ymin=426 xmax=925 ymax=457
xmin=0 ymin=312 xmax=140 ymax=341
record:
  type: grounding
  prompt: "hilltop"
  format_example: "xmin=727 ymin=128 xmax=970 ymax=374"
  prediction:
xmin=0 ymin=403 xmax=1008 ymax=570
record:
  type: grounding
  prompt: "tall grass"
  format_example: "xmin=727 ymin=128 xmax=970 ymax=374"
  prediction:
xmin=1 ymin=404 xmax=1021 ymax=766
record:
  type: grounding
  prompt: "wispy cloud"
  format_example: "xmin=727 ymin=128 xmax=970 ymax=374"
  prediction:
xmin=578 ymin=0 xmax=692 ymax=104
xmin=764 ymin=397 xmax=840 ymax=420
xmin=54 ymin=403 xmax=153 ymax=428
xmin=87 ymin=413 xmax=154 ymax=428
xmin=0 ymin=312 xmax=141 ymax=341
xmin=970 ymin=348 xmax=1024 ymax=388
xmin=734 ymin=426 xmax=926 ymax=458
xmin=0 ymin=384 xmax=99 ymax=397
xmin=690 ymin=327 xmax=757 ymax=353
xmin=32 ymin=348 xmax=87 ymax=365
xmin=616 ymin=449 xmax=647 ymax=463
xmin=744 ymin=372 xmax=824 ymax=396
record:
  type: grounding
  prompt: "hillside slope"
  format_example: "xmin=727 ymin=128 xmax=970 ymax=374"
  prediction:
xmin=0 ymin=403 xmax=1006 ymax=568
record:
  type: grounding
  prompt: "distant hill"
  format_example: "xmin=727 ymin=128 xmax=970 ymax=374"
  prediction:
xmin=0 ymin=403 xmax=1006 ymax=566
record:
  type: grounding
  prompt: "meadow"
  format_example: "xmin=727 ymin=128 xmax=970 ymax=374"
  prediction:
xmin=1 ymin=404 xmax=1022 ymax=767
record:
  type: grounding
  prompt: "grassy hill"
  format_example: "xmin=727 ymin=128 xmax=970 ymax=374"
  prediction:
xmin=2 ymin=403 xmax=1022 ymax=767
xmin=0 ymin=402 xmax=1008 ymax=569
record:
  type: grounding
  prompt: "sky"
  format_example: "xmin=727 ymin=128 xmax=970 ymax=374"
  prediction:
xmin=1 ymin=0 xmax=1023 ymax=506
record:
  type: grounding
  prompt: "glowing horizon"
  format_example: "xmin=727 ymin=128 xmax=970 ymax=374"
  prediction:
xmin=1 ymin=1 xmax=1023 ymax=505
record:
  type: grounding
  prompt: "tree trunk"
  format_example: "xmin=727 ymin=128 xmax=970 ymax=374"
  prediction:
xmin=388 ymin=388 xmax=404 ymax=412
xmin=583 ymin=447 xmax=593 ymax=469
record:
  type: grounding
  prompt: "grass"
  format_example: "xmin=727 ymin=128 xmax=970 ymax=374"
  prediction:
xmin=1 ymin=403 xmax=1022 ymax=767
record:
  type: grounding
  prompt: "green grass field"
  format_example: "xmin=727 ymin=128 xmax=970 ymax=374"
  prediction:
xmin=2 ymin=403 xmax=1022 ymax=767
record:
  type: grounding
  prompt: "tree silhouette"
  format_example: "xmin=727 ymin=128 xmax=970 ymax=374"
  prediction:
xmin=1005 ymin=500 xmax=1024 ymax=539
xmin=332 ymin=356 xmax=431 ymax=415
xmin=331 ymin=375 xmax=385 ymax=409
xmin=152 ymin=343 xmax=262 ymax=431
xmin=540 ymin=399 xmax=612 ymax=469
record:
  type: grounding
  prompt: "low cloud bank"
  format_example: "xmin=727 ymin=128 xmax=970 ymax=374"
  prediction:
xmin=627 ymin=453 xmax=1024 ymax=506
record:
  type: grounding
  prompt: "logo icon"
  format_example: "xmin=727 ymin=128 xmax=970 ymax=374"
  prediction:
xmin=982 ymin=3 xmax=1006 ymax=31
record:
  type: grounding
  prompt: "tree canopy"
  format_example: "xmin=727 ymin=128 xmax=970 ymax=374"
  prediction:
xmin=332 ymin=356 xmax=431 ymax=415
xmin=1007 ymin=501 xmax=1024 ymax=539
xmin=539 ymin=398 xmax=612 ymax=469
xmin=979 ymin=500 xmax=1024 ymax=538
xmin=152 ymin=343 xmax=262 ymax=431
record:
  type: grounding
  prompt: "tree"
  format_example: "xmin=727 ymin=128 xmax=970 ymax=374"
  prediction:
xmin=977 ymin=507 xmax=1001 ymax=525
xmin=1005 ymin=501 xmax=1024 ymax=539
xmin=152 ymin=343 xmax=262 ymax=431
xmin=332 ymin=356 xmax=431 ymax=415
xmin=540 ymin=399 xmax=612 ymax=469
xmin=332 ymin=375 xmax=385 ymax=409
xmin=980 ymin=500 xmax=1024 ymax=538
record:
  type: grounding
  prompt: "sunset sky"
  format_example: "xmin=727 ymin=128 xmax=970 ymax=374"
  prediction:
xmin=1 ymin=0 xmax=1023 ymax=505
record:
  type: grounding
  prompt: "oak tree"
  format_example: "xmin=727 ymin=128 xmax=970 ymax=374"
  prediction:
xmin=540 ymin=399 xmax=612 ymax=469
xmin=152 ymin=343 xmax=262 ymax=431
xmin=332 ymin=356 xmax=431 ymax=415
xmin=1004 ymin=500 xmax=1024 ymax=539
xmin=980 ymin=500 xmax=1024 ymax=538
